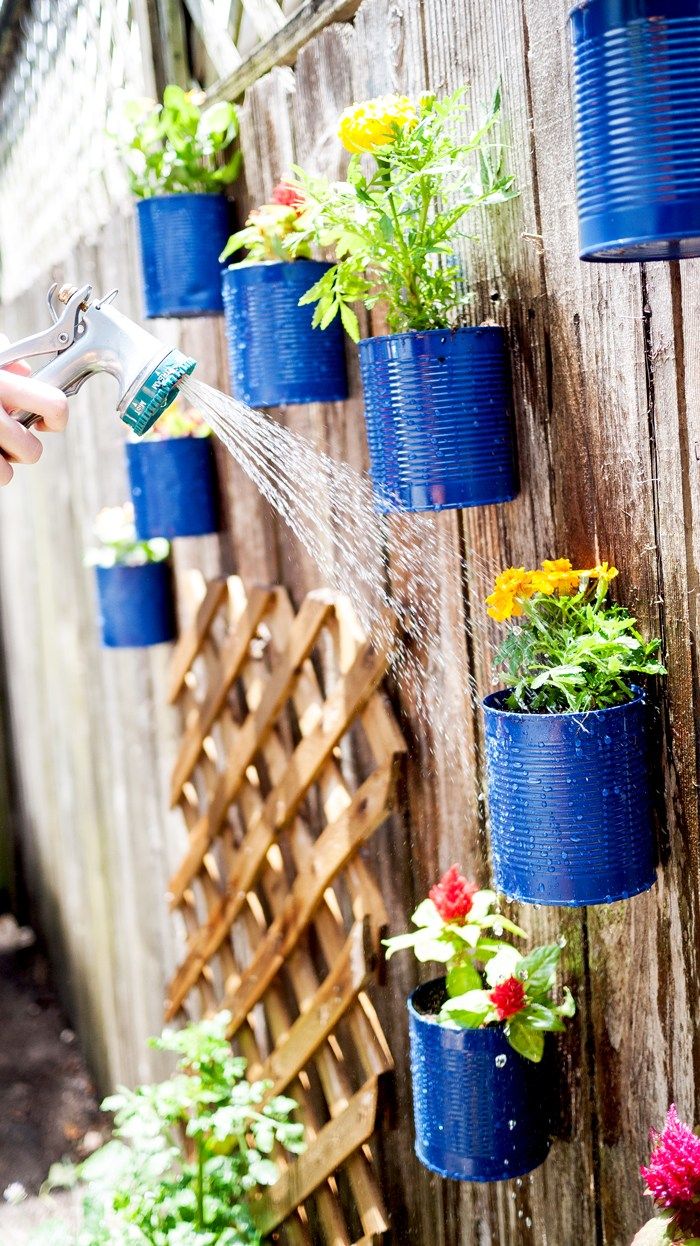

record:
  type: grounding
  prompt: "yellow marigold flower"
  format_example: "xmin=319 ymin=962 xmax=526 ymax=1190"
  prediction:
xmin=486 ymin=589 xmax=523 ymax=622
xmin=589 ymin=561 xmax=618 ymax=581
xmin=486 ymin=567 xmax=535 ymax=621
xmin=535 ymin=558 xmax=582 ymax=595
xmin=541 ymin=558 xmax=574 ymax=575
xmin=530 ymin=569 xmax=556 ymax=595
xmin=491 ymin=567 xmax=535 ymax=597
xmin=337 ymin=95 xmax=418 ymax=154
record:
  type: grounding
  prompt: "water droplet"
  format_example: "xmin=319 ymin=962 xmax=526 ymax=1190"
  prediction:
xmin=495 ymin=1053 xmax=507 ymax=1068
xmin=508 ymin=1119 xmax=516 ymax=1130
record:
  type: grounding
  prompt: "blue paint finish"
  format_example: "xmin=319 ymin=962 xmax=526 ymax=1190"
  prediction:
xmin=570 ymin=0 xmax=700 ymax=260
xmin=222 ymin=260 xmax=348 ymax=407
xmin=95 ymin=563 xmax=176 ymax=648
xmin=357 ymin=326 xmax=518 ymax=513
xmin=408 ymin=979 xmax=554 ymax=1182
xmin=136 ymin=194 xmax=230 ymax=317
xmin=483 ymin=687 xmax=657 ymax=906
xmin=127 ymin=437 xmax=219 ymax=539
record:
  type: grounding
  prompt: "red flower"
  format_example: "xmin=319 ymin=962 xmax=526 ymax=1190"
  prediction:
xmin=272 ymin=181 xmax=305 ymax=211
xmin=641 ymin=1105 xmax=700 ymax=1211
xmin=429 ymin=865 xmax=477 ymax=923
xmin=489 ymin=976 xmax=527 ymax=1021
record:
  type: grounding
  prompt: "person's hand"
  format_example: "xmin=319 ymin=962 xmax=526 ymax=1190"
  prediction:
xmin=0 ymin=334 xmax=69 ymax=485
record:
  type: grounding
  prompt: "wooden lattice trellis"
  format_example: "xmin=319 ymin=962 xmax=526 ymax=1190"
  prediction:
xmin=166 ymin=574 xmax=405 ymax=1243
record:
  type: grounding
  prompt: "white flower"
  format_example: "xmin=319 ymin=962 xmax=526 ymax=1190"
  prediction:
xmin=3 ymin=1182 xmax=27 ymax=1204
xmin=93 ymin=503 xmax=136 ymax=547
xmin=484 ymin=944 xmax=523 ymax=989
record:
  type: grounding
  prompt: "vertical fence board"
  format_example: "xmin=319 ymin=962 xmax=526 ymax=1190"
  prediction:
xmin=0 ymin=1 xmax=698 ymax=1242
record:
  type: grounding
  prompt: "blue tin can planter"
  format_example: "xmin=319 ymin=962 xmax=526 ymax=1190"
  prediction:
xmin=570 ymin=0 xmax=700 ymax=261
xmin=357 ymin=326 xmax=518 ymax=513
xmin=136 ymin=193 xmax=230 ymax=318
xmin=408 ymin=979 xmax=554 ymax=1182
xmin=221 ymin=260 xmax=348 ymax=408
xmin=483 ymin=687 xmax=657 ymax=906
xmin=95 ymin=563 xmax=176 ymax=648
xmin=126 ymin=437 xmax=219 ymax=540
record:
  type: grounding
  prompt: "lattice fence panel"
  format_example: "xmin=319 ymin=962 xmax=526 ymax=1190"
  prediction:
xmin=166 ymin=575 xmax=405 ymax=1243
xmin=0 ymin=0 xmax=147 ymax=302
xmin=186 ymin=0 xmax=317 ymax=82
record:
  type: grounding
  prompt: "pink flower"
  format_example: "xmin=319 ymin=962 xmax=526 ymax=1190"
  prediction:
xmin=272 ymin=181 xmax=305 ymax=211
xmin=641 ymin=1105 xmax=700 ymax=1211
xmin=489 ymin=976 xmax=527 ymax=1021
xmin=428 ymin=866 xmax=478 ymax=923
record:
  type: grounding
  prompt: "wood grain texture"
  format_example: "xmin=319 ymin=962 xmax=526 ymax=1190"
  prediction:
xmin=0 ymin=0 xmax=699 ymax=1242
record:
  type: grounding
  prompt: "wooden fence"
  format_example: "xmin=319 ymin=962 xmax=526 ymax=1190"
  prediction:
xmin=1 ymin=1 xmax=699 ymax=1243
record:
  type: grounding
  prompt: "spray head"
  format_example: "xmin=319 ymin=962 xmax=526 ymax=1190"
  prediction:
xmin=0 ymin=283 xmax=196 ymax=436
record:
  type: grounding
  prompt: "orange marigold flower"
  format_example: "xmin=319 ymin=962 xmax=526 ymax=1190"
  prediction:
xmin=487 ymin=556 xmax=618 ymax=621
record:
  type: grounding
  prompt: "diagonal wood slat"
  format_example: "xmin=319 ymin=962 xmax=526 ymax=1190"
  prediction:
xmin=252 ymin=918 xmax=374 ymax=1096
xmin=250 ymin=1077 xmax=384 ymax=1234
xmin=167 ymin=575 xmax=404 ymax=1242
xmin=170 ymin=584 xmax=275 ymax=796
xmin=222 ymin=765 xmax=395 ymax=1035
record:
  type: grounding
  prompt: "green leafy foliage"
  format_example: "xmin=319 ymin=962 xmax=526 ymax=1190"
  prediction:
xmin=110 ymin=86 xmax=240 ymax=198
xmin=384 ymin=877 xmax=575 ymax=1062
xmin=290 ymin=87 xmax=517 ymax=338
xmin=36 ymin=1013 xmax=304 ymax=1245
xmin=83 ymin=504 xmax=169 ymax=569
xmin=494 ymin=573 xmax=666 ymax=713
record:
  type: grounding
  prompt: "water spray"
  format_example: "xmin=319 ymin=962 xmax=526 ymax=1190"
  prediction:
xmin=0 ymin=282 xmax=196 ymax=435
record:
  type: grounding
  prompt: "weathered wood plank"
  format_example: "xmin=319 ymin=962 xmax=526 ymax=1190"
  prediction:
xmin=418 ymin=1 xmax=597 ymax=1242
xmin=205 ymin=0 xmax=363 ymax=102
xmin=3 ymin=1 xmax=700 ymax=1242
xmin=347 ymin=5 xmax=493 ymax=1242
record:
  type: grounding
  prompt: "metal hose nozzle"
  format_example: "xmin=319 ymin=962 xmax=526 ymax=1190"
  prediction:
xmin=0 ymin=283 xmax=197 ymax=436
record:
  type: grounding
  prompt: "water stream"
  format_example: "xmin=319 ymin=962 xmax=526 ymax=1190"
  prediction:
xmin=179 ymin=375 xmax=499 ymax=763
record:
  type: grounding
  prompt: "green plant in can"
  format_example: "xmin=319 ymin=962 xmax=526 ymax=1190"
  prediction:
xmin=32 ymin=1013 xmax=305 ymax=1245
xmin=289 ymin=87 xmax=516 ymax=340
xmin=110 ymin=85 xmax=240 ymax=198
